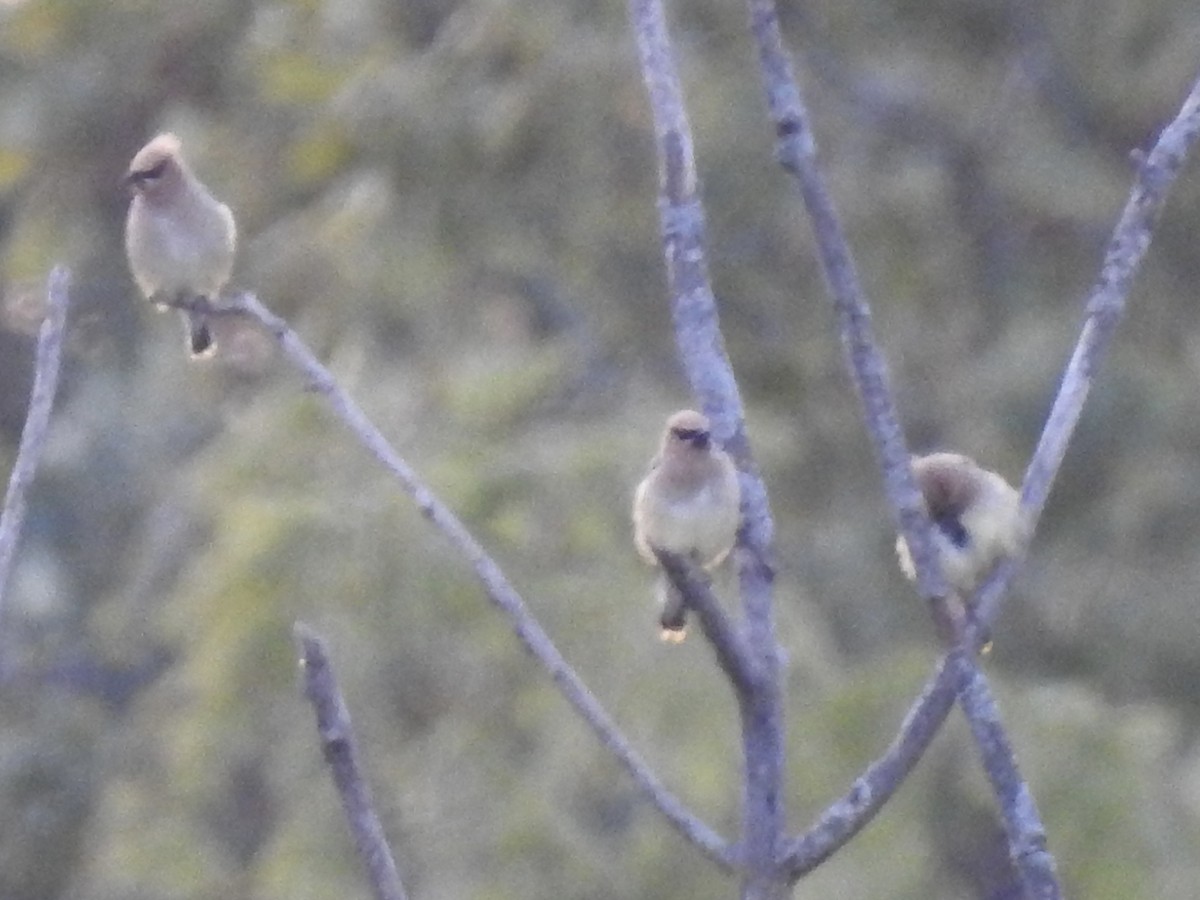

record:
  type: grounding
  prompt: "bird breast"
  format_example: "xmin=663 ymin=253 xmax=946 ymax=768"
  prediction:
xmin=127 ymin=193 xmax=234 ymax=298
xmin=638 ymin=472 xmax=738 ymax=566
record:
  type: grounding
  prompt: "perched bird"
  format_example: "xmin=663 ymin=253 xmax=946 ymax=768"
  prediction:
xmin=633 ymin=409 xmax=741 ymax=641
xmin=124 ymin=133 xmax=236 ymax=357
xmin=895 ymin=452 xmax=1022 ymax=598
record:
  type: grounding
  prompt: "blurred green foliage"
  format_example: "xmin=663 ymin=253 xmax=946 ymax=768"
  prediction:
xmin=1 ymin=0 xmax=1200 ymax=897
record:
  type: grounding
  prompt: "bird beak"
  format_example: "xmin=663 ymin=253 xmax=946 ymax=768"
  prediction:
xmin=690 ymin=432 xmax=710 ymax=450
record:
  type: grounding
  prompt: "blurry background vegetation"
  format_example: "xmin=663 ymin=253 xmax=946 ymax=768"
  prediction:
xmin=1 ymin=0 xmax=1200 ymax=897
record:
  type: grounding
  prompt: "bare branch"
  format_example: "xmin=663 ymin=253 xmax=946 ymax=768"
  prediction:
xmin=0 ymin=266 xmax=71 ymax=642
xmin=781 ymin=653 xmax=958 ymax=880
xmin=978 ymin=74 xmax=1200 ymax=623
xmin=228 ymin=292 xmax=735 ymax=871
xmin=781 ymin=643 xmax=1058 ymax=898
xmin=653 ymin=549 xmax=760 ymax=698
xmin=624 ymin=0 xmax=775 ymax=554
xmin=950 ymin=650 xmax=1059 ymax=899
xmin=738 ymin=1 xmax=1066 ymax=890
xmin=294 ymin=623 xmax=408 ymax=900
xmin=741 ymin=0 xmax=949 ymax=614
xmin=780 ymin=67 xmax=1200 ymax=888
xmin=951 ymin=80 xmax=1200 ymax=897
xmin=628 ymin=0 xmax=785 ymax=893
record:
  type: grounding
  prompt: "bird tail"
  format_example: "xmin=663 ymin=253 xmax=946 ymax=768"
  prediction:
xmin=182 ymin=309 xmax=216 ymax=358
xmin=656 ymin=575 xmax=687 ymax=643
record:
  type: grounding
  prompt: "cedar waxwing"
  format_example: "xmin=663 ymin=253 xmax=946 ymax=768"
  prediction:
xmin=895 ymin=452 xmax=1021 ymax=598
xmin=633 ymin=410 xmax=741 ymax=641
xmin=124 ymin=133 xmax=237 ymax=357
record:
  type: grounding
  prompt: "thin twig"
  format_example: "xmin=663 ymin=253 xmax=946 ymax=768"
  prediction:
xmin=227 ymin=292 xmax=735 ymax=871
xmin=294 ymin=623 xmax=408 ymax=900
xmin=628 ymin=0 xmax=785 ymax=894
xmin=779 ymin=67 xmax=1200 ymax=888
xmin=0 ymin=266 xmax=71 ymax=640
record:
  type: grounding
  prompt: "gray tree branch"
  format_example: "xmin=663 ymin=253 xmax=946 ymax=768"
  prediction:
xmin=950 ymin=651 xmax=1058 ymax=898
xmin=150 ymin=48 xmax=1200 ymax=900
xmin=222 ymin=291 xmax=735 ymax=872
xmin=781 ymin=652 xmax=959 ymax=880
xmin=981 ymin=75 xmax=1200 ymax=622
xmin=628 ymin=0 xmax=786 ymax=896
xmin=0 ymin=266 xmax=71 ymax=655
xmin=779 ymin=62 xmax=1200 ymax=893
xmin=740 ymin=1 xmax=1063 ymax=894
xmin=653 ymin=549 xmax=760 ymax=699
xmin=294 ymin=623 xmax=408 ymax=900
xmin=743 ymin=0 xmax=953 ymax=629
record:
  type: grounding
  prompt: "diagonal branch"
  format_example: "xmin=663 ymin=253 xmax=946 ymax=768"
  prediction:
xmin=628 ymin=0 xmax=785 ymax=893
xmin=653 ymin=549 xmax=760 ymax=699
xmin=781 ymin=652 xmax=958 ymax=880
xmin=949 ymin=650 xmax=1058 ymax=898
xmin=977 ymin=74 xmax=1200 ymax=623
xmin=295 ymin=623 xmax=408 ymax=900
xmin=0 ymin=266 xmax=71 ymax=643
xmin=741 ymin=0 xmax=947 ymax=612
xmin=226 ymin=291 xmax=735 ymax=872
xmin=779 ymin=66 xmax=1200 ymax=887
xmin=740 ymin=1 xmax=1061 ymax=891
xmin=783 ymin=645 xmax=1060 ymax=900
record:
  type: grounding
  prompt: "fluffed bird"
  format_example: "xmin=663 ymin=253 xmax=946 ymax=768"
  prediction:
xmin=633 ymin=409 xmax=741 ymax=641
xmin=124 ymin=133 xmax=236 ymax=358
xmin=895 ymin=452 xmax=1021 ymax=598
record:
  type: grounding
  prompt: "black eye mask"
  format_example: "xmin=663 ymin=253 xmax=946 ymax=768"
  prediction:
xmin=130 ymin=159 xmax=168 ymax=184
xmin=672 ymin=427 xmax=710 ymax=448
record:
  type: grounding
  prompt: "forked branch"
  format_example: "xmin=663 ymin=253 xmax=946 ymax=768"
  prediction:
xmin=739 ymin=0 xmax=1064 ymax=893
xmin=779 ymin=65 xmax=1200 ymax=889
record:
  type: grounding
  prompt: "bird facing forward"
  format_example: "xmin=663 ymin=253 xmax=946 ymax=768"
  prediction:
xmin=895 ymin=452 xmax=1022 ymax=599
xmin=124 ymin=133 xmax=237 ymax=358
xmin=633 ymin=410 xmax=741 ymax=642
